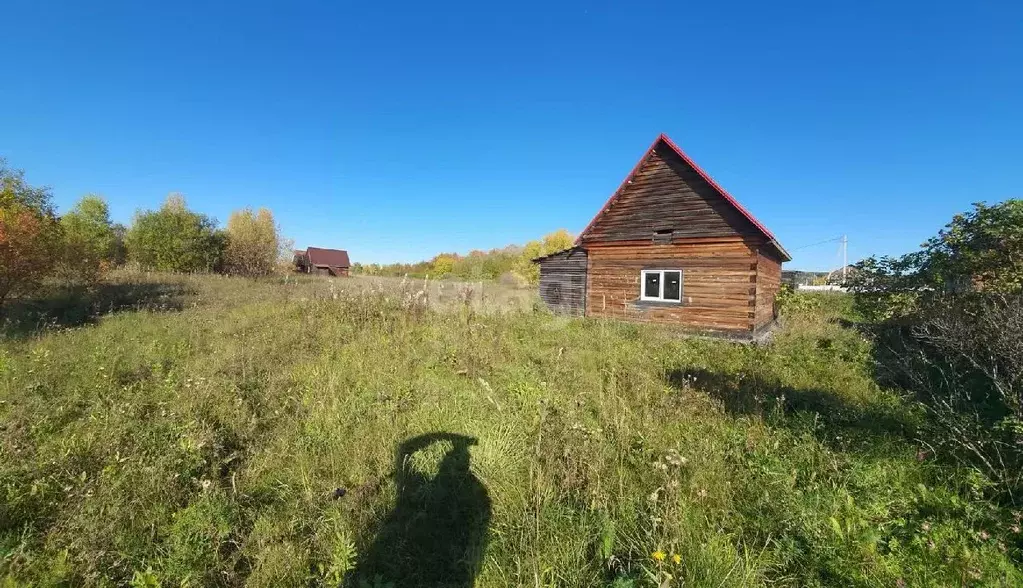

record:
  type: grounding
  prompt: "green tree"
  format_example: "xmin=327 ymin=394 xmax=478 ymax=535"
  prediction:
xmin=922 ymin=200 xmax=1023 ymax=292
xmin=0 ymin=159 xmax=60 ymax=306
xmin=125 ymin=194 xmax=225 ymax=272
xmin=849 ymin=200 xmax=1023 ymax=320
xmin=224 ymin=207 xmax=282 ymax=276
xmin=55 ymin=194 xmax=117 ymax=286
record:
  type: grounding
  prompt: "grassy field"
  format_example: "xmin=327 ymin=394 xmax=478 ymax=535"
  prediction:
xmin=1 ymin=272 xmax=1021 ymax=587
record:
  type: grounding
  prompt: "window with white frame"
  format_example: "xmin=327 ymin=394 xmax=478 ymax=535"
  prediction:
xmin=640 ymin=269 xmax=683 ymax=303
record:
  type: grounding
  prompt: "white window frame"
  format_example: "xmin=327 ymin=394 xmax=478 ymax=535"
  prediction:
xmin=640 ymin=269 xmax=683 ymax=303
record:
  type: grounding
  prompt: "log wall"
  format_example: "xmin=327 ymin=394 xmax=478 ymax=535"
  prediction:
xmin=580 ymin=143 xmax=759 ymax=243
xmin=754 ymin=251 xmax=782 ymax=330
xmin=585 ymin=237 xmax=761 ymax=333
xmin=537 ymin=249 xmax=588 ymax=316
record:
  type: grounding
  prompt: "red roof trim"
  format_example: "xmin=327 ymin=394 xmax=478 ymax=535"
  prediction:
xmin=576 ymin=134 xmax=791 ymax=261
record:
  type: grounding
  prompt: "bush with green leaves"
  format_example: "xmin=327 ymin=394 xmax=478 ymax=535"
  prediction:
xmin=124 ymin=194 xmax=226 ymax=273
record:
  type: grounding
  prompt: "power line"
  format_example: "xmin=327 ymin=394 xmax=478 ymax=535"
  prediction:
xmin=788 ymin=235 xmax=844 ymax=252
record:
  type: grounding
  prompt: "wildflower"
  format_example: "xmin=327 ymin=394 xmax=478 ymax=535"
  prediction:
xmin=698 ymin=488 xmax=708 ymax=499
xmin=671 ymin=554 xmax=681 ymax=565
xmin=664 ymin=450 xmax=686 ymax=467
xmin=651 ymin=550 xmax=666 ymax=562
xmin=1011 ymin=525 xmax=1021 ymax=534
xmin=979 ymin=530 xmax=990 ymax=541
xmin=921 ymin=521 xmax=931 ymax=532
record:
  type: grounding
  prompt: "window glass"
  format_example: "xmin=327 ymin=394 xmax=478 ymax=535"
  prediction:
xmin=663 ymin=271 xmax=682 ymax=300
xmin=644 ymin=272 xmax=660 ymax=298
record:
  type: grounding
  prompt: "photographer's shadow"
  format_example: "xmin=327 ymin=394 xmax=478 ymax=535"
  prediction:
xmin=350 ymin=433 xmax=490 ymax=587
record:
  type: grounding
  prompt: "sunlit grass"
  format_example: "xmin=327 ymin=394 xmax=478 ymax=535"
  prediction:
xmin=0 ymin=273 xmax=1019 ymax=586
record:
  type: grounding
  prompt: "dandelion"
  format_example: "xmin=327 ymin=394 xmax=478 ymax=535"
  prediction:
xmin=651 ymin=550 xmax=666 ymax=562
xmin=671 ymin=554 xmax=681 ymax=565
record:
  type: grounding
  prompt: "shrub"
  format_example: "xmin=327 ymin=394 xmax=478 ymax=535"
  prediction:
xmin=125 ymin=194 xmax=226 ymax=272
xmin=223 ymin=207 xmax=282 ymax=277
xmin=852 ymin=200 xmax=1023 ymax=501
xmin=878 ymin=294 xmax=1023 ymax=498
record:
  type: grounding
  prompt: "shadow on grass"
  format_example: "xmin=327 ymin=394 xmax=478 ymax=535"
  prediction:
xmin=1 ymin=280 xmax=191 ymax=338
xmin=349 ymin=433 xmax=491 ymax=587
xmin=668 ymin=368 xmax=918 ymax=451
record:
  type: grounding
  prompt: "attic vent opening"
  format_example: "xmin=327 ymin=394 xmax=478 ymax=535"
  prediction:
xmin=653 ymin=229 xmax=674 ymax=244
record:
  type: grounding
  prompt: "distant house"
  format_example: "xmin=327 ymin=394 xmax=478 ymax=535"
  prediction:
xmin=295 ymin=247 xmax=351 ymax=277
xmin=535 ymin=134 xmax=791 ymax=338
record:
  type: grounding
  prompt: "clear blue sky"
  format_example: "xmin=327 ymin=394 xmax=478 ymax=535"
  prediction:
xmin=2 ymin=1 xmax=1020 ymax=270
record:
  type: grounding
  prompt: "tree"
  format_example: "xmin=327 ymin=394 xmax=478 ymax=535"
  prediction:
xmin=125 ymin=194 xmax=226 ymax=272
xmin=110 ymin=223 xmax=128 ymax=266
xmin=224 ymin=207 xmax=282 ymax=276
xmin=55 ymin=194 xmax=116 ymax=287
xmin=0 ymin=159 xmax=60 ymax=306
xmin=516 ymin=229 xmax=575 ymax=284
xmin=849 ymin=200 xmax=1023 ymax=320
xmin=431 ymin=253 xmax=457 ymax=276
xmin=921 ymin=200 xmax=1023 ymax=293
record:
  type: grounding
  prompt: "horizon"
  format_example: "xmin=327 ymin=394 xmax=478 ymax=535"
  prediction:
xmin=2 ymin=1 xmax=1020 ymax=271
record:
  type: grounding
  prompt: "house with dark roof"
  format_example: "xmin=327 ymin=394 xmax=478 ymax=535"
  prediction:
xmin=535 ymin=134 xmax=791 ymax=337
xmin=294 ymin=247 xmax=351 ymax=277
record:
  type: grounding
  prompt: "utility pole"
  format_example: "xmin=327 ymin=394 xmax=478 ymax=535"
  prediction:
xmin=842 ymin=235 xmax=848 ymax=283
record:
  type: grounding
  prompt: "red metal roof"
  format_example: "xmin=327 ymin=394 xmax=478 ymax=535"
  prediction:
xmin=577 ymin=134 xmax=791 ymax=261
xmin=305 ymin=247 xmax=351 ymax=268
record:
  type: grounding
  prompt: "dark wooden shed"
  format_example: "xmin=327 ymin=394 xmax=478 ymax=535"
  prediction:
xmin=535 ymin=134 xmax=791 ymax=338
xmin=534 ymin=247 xmax=588 ymax=316
xmin=294 ymin=247 xmax=351 ymax=277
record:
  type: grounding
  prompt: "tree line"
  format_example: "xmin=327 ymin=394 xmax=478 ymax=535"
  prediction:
xmin=352 ymin=229 xmax=575 ymax=285
xmin=0 ymin=158 xmax=289 ymax=307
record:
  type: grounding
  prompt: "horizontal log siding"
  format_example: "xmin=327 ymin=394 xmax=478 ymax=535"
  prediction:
xmin=538 ymin=250 xmax=588 ymax=316
xmin=585 ymin=239 xmax=759 ymax=333
xmin=755 ymin=251 xmax=782 ymax=329
xmin=580 ymin=144 xmax=758 ymax=243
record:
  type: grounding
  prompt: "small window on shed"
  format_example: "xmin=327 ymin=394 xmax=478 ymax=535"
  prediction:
xmin=640 ymin=269 xmax=683 ymax=303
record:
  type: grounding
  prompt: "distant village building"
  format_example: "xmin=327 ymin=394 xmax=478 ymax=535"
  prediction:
xmin=294 ymin=247 xmax=351 ymax=277
xmin=535 ymin=134 xmax=791 ymax=338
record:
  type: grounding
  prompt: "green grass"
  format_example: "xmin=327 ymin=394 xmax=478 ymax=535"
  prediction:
xmin=1 ymin=272 xmax=1020 ymax=586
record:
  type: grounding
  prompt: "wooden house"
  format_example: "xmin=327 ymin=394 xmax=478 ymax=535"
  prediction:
xmin=294 ymin=247 xmax=351 ymax=277
xmin=536 ymin=134 xmax=791 ymax=337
